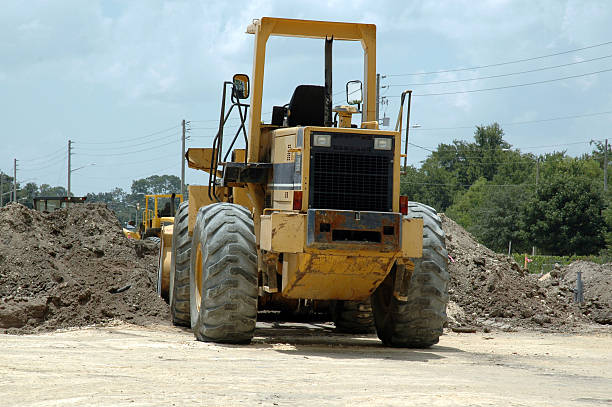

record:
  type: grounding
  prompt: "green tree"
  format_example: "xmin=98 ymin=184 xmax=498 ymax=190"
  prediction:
xmin=18 ymin=182 xmax=39 ymax=206
xmin=0 ymin=173 xmax=13 ymax=206
xmin=39 ymin=184 xmax=68 ymax=196
xmin=130 ymin=174 xmax=181 ymax=196
xmin=405 ymin=123 xmax=516 ymax=212
xmin=523 ymin=158 xmax=606 ymax=255
xmin=445 ymin=177 xmax=488 ymax=230
xmin=472 ymin=184 xmax=532 ymax=253
xmin=87 ymin=187 xmax=129 ymax=223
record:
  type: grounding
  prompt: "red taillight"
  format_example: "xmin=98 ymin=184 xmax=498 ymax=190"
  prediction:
xmin=399 ymin=196 xmax=409 ymax=215
xmin=293 ymin=191 xmax=303 ymax=211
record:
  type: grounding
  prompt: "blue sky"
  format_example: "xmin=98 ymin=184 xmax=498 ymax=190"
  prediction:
xmin=2 ymin=0 xmax=612 ymax=195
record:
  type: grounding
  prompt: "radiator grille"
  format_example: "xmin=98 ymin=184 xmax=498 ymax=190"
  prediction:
xmin=310 ymin=143 xmax=393 ymax=211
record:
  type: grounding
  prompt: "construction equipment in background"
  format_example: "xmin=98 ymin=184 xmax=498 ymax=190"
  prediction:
xmin=33 ymin=196 xmax=87 ymax=211
xmin=122 ymin=194 xmax=183 ymax=241
xmin=119 ymin=193 xmax=183 ymax=302
xmin=140 ymin=193 xmax=183 ymax=239
xmin=159 ymin=17 xmax=449 ymax=348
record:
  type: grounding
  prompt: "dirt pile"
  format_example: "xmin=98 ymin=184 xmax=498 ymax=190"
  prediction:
xmin=0 ymin=203 xmax=169 ymax=333
xmin=540 ymin=261 xmax=612 ymax=325
xmin=440 ymin=214 xmax=584 ymax=330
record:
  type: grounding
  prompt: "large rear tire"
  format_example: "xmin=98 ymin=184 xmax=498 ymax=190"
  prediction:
xmin=169 ymin=201 xmax=191 ymax=327
xmin=189 ymin=203 xmax=258 ymax=344
xmin=371 ymin=202 xmax=449 ymax=348
xmin=330 ymin=299 xmax=376 ymax=334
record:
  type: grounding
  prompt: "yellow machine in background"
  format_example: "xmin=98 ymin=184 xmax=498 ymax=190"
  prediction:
xmin=122 ymin=194 xmax=184 ymax=241
xmin=120 ymin=194 xmax=183 ymax=301
xmin=140 ymin=194 xmax=183 ymax=239
xmin=158 ymin=17 xmax=449 ymax=347
xmin=135 ymin=194 xmax=184 ymax=301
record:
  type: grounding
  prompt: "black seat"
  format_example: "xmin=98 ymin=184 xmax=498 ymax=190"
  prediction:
xmin=287 ymin=85 xmax=325 ymax=127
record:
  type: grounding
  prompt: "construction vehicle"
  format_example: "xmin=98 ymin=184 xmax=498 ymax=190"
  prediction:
xmin=121 ymin=194 xmax=183 ymax=240
xmin=120 ymin=193 xmax=183 ymax=301
xmin=139 ymin=194 xmax=183 ymax=239
xmin=159 ymin=17 xmax=449 ymax=348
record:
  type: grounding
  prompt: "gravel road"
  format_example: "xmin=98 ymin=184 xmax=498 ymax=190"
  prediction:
xmin=1 ymin=321 xmax=611 ymax=406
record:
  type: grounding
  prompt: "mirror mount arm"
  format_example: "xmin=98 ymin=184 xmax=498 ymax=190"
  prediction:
xmin=209 ymin=81 xmax=233 ymax=202
xmin=394 ymin=90 xmax=413 ymax=175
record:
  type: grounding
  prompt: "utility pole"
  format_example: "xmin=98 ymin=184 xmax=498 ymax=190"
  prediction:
xmin=13 ymin=159 xmax=17 ymax=203
xmin=0 ymin=171 xmax=4 ymax=206
xmin=376 ymin=73 xmax=380 ymax=123
xmin=181 ymin=119 xmax=186 ymax=196
xmin=67 ymin=140 xmax=72 ymax=206
xmin=605 ymin=138 xmax=608 ymax=192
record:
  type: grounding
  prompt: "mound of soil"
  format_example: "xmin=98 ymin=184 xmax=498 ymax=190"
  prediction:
xmin=441 ymin=214 xmax=584 ymax=331
xmin=547 ymin=261 xmax=612 ymax=325
xmin=0 ymin=203 xmax=169 ymax=333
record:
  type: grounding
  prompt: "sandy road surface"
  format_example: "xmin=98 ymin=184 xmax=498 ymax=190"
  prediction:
xmin=1 ymin=322 xmax=611 ymax=407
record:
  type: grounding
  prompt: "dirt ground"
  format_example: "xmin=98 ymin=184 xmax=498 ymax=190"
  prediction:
xmin=1 ymin=322 xmax=611 ymax=407
xmin=0 ymin=203 xmax=168 ymax=333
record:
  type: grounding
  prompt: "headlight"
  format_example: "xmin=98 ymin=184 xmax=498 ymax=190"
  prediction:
xmin=374 ymin=137 xmax=392 ymax=150
xmin=313 ymin=134 xmax=331 ymax=147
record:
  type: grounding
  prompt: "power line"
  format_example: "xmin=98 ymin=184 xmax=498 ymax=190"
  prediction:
xmin=75 ymin=131 xmax=181 ymax=152
xmin=19 ymin=153 xmax=68 ymax=171
xmin=387 ymin=40 xmax=612 ymax=77
xmin=398 ymin=67 xmax=612 ymax=97
xmin=188 ymin=135 xmax=216 ymax=140
xmin=19 ymin=146 xmax=66 ymax=163
xmin=408 ymin=140 xmax=598 ymax=156
xmin=412 ymin=110 xmax=612 ymax=132
xmin=81 ymin=165 xmax=177 ymax=181
xmin=92 ymin=153 xmax=172 ymax=167
xmin=191 ymin=111 xmax=273 ymax=125
xmin=386 ymin=54 xmax=612 ymax=87
xmin=76 ymin=139 xmax=179 ymax=157
xmin=77 ymin=125 xmax=180 ymax=145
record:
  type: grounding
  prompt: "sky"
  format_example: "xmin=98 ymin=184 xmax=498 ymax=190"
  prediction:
xmin=2 ymin=0 xmax=612 ymax=196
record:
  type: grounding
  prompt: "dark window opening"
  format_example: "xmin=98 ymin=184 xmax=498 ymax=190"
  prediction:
xmin=332 ymin=229 xmax=381 ymax=243
xmin=383 ymin=226 xmax=395 ymax=235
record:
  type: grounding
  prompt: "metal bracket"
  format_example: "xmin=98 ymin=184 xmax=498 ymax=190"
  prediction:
xmin=221 ymin=162 xmax=271 ymax=186
xmin=393 ymin=262 xmax=414 ymax=301
xmin=261 ymin=251 xmax=279 ymax=293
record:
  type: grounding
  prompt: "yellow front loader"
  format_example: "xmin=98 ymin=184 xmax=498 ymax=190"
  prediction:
xmin=123 ymin=193 xmax=183 ymax=301
xmin=159 ymin=17 xmax=449 ymax=347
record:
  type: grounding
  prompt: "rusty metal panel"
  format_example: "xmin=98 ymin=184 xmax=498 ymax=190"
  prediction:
xmin=306 ymin=209 xmax=400 ymax=252
xmin=401 ymin=217 xmax=423 ymax=258
xmin=260 ymin=212 xmax=305 ymax=253
xmin=281 ymin=252 xmax=396 ymax=300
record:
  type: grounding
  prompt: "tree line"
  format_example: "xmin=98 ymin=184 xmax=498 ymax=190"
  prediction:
xmin=401 ymin=123 xmax=610 ymax=256
xmin=0 ymin=174 xmax=182 ymax=225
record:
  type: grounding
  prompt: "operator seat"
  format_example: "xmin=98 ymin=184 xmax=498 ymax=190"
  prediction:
xmin=287 ymin=85 xmax=325 ymax=127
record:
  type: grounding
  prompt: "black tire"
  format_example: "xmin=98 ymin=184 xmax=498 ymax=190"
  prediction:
xmin=169 ymin=201 xmax=191 ymax=327
xmin=330 ymin=299 xmax=376 ymax=334
xmin=189 ymin=203 xmax=258 ymax=344
xmin=371 ymin=202 xmax=449 ymax=348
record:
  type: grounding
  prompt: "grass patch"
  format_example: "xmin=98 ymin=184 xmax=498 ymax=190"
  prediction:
xmin=511 ymin=254 xmax=610 ymax=274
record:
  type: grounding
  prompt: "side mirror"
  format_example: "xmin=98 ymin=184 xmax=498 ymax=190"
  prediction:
xmin=346 ymin=80 xmax=363 ymax=106
xmin=232 ymin=74 xmax=250 ymax=99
